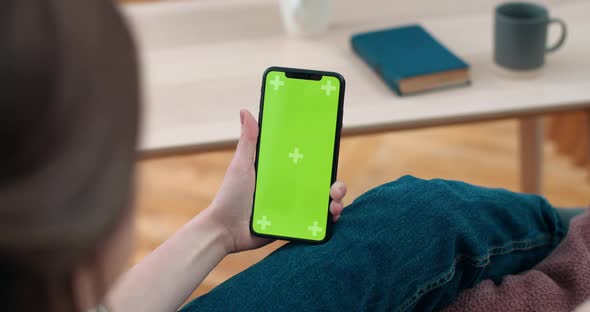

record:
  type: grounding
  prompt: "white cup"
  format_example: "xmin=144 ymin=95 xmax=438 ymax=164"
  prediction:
xmin=279 ymin=0 xmax=331 ymax=37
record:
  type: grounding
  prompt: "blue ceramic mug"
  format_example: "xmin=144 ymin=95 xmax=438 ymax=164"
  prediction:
xmin=494 ymin=2 xmax=567 ymax=70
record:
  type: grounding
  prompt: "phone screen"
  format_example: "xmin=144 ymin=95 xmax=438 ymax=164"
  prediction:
xmin=251 ymin=68 xmax=343 ymax=242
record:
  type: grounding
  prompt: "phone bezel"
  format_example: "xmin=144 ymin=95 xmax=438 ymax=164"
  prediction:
xmin=249 ymin=66 xmax=346 ymax=244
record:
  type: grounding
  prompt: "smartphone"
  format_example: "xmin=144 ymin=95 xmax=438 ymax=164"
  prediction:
xmin=250 ymin=66 xmax=345 ymax=243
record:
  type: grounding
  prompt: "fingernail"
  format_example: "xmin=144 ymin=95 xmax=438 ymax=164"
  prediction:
xmin=240 ymin=110 xmax=245 ymax=125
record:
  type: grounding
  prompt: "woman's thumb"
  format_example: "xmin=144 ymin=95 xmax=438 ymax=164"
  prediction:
xmin=233 ymin=110 xmax=259 ymax=170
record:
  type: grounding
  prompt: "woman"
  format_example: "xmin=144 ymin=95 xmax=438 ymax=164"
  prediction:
xmin=0 ymin=1 xmax=346 ymax=311
xmin=2 ymin=1 xmax=588 ymax=312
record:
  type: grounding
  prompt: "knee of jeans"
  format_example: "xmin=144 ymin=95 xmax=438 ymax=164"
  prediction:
xmin=351 ymin=175 xmax=421 ymax=205
xmin=346 ymin=175 xmax=546 ymax=239
xmin=350 ymin=176 xmax=462 ymax=214
xmin=343 ymin=176 xmax=469 ymax=240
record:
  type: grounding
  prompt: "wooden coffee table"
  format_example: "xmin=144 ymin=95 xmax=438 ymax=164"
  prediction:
xmin=122 ymin=0 xmax=590 ymax=194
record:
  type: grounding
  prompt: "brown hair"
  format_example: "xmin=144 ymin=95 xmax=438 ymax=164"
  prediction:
xmin=0 ymin=0 xmax=140 ymax=311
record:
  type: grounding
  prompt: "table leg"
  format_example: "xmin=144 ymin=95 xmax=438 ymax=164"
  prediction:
xmin=519 ymin=116 xmax=544 ymax=194
xmin=585 ymin=110 xmax=590 ymax=181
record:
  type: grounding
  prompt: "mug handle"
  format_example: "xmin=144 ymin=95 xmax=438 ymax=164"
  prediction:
xmin=545 ymin=18 xmax=567 ymax=53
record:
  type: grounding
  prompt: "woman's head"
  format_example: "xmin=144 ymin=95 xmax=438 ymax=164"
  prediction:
xmin=0 ymin=0 xmax=140 ymax=310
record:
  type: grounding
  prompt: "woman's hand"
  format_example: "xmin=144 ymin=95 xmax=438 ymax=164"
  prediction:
xmin=204 ymin=110 xmax=348 ymax=254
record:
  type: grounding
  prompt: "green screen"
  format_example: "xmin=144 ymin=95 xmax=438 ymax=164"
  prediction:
xmin=252 ymin=70 xmax=341 ymax=241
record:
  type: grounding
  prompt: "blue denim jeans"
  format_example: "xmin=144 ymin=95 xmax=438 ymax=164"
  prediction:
xmin=181 ymin=176 xmax=567 ymax=312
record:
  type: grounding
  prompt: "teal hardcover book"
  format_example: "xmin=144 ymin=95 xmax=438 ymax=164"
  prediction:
xmin=351 ymin=24 xmax=470 ymax=95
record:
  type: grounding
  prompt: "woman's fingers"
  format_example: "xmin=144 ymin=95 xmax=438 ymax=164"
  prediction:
xmin=330 ymin=181 xmax=347 ymax=201
xmin=329 ymin=181 xmax=347 ymax=223
xmin=330 ymin=199 xmax=344 ymax=222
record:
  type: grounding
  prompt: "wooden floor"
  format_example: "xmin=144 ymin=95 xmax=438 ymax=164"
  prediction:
xmin=135 ymin=119 xmax=590 ymax=301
